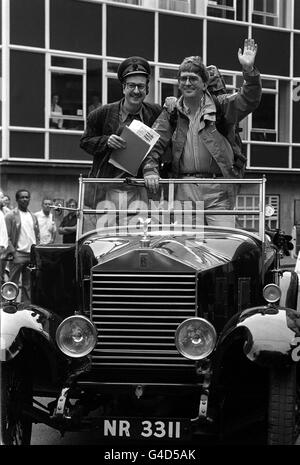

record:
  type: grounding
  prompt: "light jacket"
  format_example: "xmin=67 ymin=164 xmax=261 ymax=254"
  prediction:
xmin=143 ymin=68 xmax=262 ymax=180
xmin=5 ymin=208 xmax=40 ymax=255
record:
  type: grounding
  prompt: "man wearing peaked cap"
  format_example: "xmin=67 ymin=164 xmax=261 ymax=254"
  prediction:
xmin=80 ymin=56 xmax=161 ymax=220
xmin=80 ymin=56 xmax=161 ymax=180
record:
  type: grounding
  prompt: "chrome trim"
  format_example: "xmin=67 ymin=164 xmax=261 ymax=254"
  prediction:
xmin=1 ymin=281 xmax=19 ymax=301
xmin=78 ymin=178 xmax=267 ymax=246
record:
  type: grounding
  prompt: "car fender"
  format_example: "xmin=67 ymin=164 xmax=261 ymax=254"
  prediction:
xmin=279 ymin=270 xmax=299 ymax=309
xmin=216 ymin=306 xmax=300 ymax=367
xmin=0 ymin=302 xmax=61 ymax=362
xmin=236 ymin=307 xmax=300 ymax=366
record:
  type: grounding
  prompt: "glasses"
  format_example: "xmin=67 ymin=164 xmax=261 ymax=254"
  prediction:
xmin=125 ymin=83 xmax=147 ymax=91
xmin=178 ymin=75 xmax=200 ymax=84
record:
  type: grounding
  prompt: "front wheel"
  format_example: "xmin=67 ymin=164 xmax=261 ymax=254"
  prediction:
xmin=1 ymin=359 xmax=33 ymax=445
xmin=268 ymin=365 xmax=298 ymax=445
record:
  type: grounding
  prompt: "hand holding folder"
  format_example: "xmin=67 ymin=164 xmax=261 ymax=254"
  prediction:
xmin=108 ymin=120 xmax=160 ymax=177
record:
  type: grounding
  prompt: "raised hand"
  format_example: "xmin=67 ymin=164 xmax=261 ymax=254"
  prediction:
xmin=238 ymin=38 xmax=258 ymax=72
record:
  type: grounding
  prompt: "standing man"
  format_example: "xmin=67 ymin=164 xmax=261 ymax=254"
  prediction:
xmin=143 ymin=38 xmax=262 ymax=227
xmin=35 ymin=197 xmax=56 ymax=244
xmin=0 ymin=191 xmax=9 ymax=285
xmin=5 ymin=189 xmax=40 ymax=303
xmin=58 ymin=199 xmax=78 ymax=243
xmin=80 ymin=56 xmax=161 ymax=212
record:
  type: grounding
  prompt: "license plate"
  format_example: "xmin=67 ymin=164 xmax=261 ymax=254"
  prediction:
xmin=102 ymin=418 xmax=191 ymax=440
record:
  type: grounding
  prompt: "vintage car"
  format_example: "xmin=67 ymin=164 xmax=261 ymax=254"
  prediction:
xmin=1 ymin=176 xmax=299 ymax=446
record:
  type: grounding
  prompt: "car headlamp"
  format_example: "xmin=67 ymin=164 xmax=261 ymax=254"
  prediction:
xmin=1 ymin=282 xmax=19 ymax=301
xmin=175 ymin=317 xmax=217 ymax=360
xmin=263 ymin=284 xmax=281 ymax=303
xmin=56 ymin=315 xmax=97 ymax=358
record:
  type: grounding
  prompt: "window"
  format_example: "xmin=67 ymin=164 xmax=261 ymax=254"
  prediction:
xmin=10 ymin=0 xmax=45 ymax=48
xmin=50 ymin=0 xmax=102 ymax=55
xmin=236 ymin=195 xmax=279 ymax=230
xmin=10 ymin=51 xmax=44 ymax=128
xmin=206 ymin=0 xmax=291 ymax=28
xmin=107 ymin=6 xmax=154 ymax=60
xmin=87 ymin=60 xmax=102 ymax=116
xmin=50 ymin=56 xmax=84 ymax=131
xmin=252 ymin=0 xmax=279 ymax=26
xmin=109 ymin=0 xmax=141 ymax=4
xmin=159 ymin=14 xmax=204 ymax=64
xmin=251 ymin=79 xmax=278 ymax=142
xmin=160 ymin=82 xmax=179 ymax=105
xmin=207 ymin=0 xmax=235 ymax=20
xmin=159 ymin=68 xmax=179 ymax=105
xmin=250 ymin=78 xmax=289 ymax=144
xmin=109 ymin=0 xmax=193 ymax=12
xmin=159 ymin=0 xmax=191 ymax=13
xmin=10 ymin=132 xmax=44 ymax=159
xmin=107 ymin=61 xmax=124 ymax=104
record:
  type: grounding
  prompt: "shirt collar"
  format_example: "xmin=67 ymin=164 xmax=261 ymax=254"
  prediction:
xmin=177 ymin=92 xmax=216 ymax=118
xmin=178 ymin=96 xmax=191 ymax=115
xmin=176 ymin=91 xmax=216 ymax=121
xmin=120 ymin=100 xmax=144 ymax=123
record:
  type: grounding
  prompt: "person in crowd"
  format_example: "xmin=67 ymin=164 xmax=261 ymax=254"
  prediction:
xmin=80 ymin=56 xmax=161 ymax=215
xmin=58 ymin=198 xmax=78 ymax=243
xmin=0 ymin=191 xmax=9 ymax=285
xmin=52 ymin=199 xmax=65 ymax=244
xmin=35 ymin=197 xmax=56 ymax=244
xmin=143 ymin=38 xmax=262 ymax=227
xmin=50 ymin=94 xmax=63 ymax=129
xmin=2 ymin=194 xmax=12 ymax=214
xmin=88 ymin=94 xmax=102 ymax=114
xmin=5 ymin=189 xmax=40 ymax=303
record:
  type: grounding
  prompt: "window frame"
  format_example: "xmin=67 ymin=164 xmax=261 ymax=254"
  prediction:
xmin=236 ymin=194 xmax=279 ymax=230
xmin=88 ymin=0 xmax=290 ymax=27
xmin=48 ymin=54 xmax=86 ymax=133
xmin=252 ymin=0 xmax=279 ymax=27
xmin=105 ymin=59 xmax=124 ymax=105
xmin=206 ymin=0 xmax=238 ymax=21
xmin=158 ymin=66 xmax=179 ymax=105
xmin=158 ymin=79 xmax=179 ymax=106
xmin=158 ymin=0 xmax=191 ymax=13
xmin=109 ymin=0 xmax=192 ymax=13
xmin=250 ymin=78 xmax=278 ymax=142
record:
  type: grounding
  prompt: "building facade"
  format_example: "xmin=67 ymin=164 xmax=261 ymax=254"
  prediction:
xmin=0 ymin=0 xmax=300 ymax=234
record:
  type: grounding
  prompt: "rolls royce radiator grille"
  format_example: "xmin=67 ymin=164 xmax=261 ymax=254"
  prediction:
xmin=91 ymin=272 xmax=196 ymax=368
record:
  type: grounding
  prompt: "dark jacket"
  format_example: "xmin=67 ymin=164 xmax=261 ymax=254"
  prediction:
xmin=143 ymin=68 xmax=262 ymax=180
xmin=59 ymin=212 xmax=77 ymax=244
xmin=5 ymin=208 xmax=40 ymax=255
xmin=80 ymin=99 xmax=162 ymax=178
